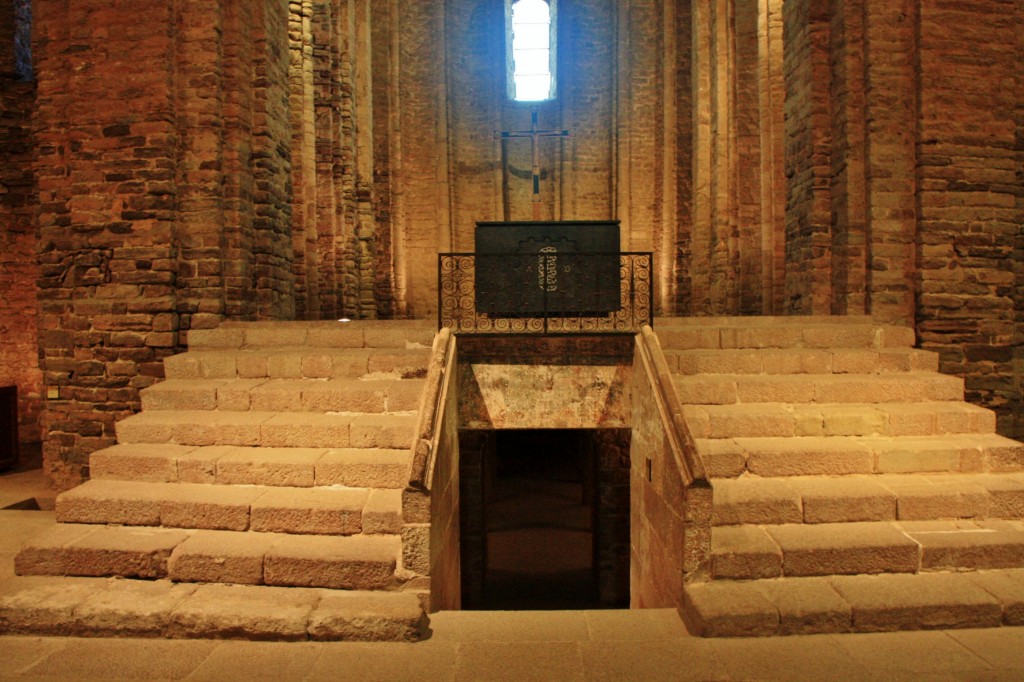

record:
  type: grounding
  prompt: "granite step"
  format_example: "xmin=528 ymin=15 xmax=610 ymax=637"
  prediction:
xmin=187 ymin=320 xmax=436 ymax=351
xmin=163 ymin=348 xmax=431 ymax=381
xmin=654 ymin=318 xmax=915 ymax=351
xmin=115 ymin=410 xmax=418 ymax=449
xmin=16 ymin=523 xmax=403 ymax=590
xmin=89 ymin=444 xmax=413 ymax=489
xmin=709 ymin=520 xmax=1024 ymax=581
xmin=141 ymin=378 xmax=426 ymax=413
xmin=674 ymin=372 xmax=964 ymax=405
xmin=54 ymin=479 xmax=402 ymax=535
xmin=682 ymin=569 xmax=1024 ymax=637
xmin=683 ymin=401 xmax=996 ymax=440
xmin=698 ymin=434 xmax=1024 ymax=478
xmin=665 ymin=347 xmax=939 ymax=376
xmin=710 ymin=472 xmax=1024 ymax=526
xmin=0 ymin=576 xmax=425 ymax=641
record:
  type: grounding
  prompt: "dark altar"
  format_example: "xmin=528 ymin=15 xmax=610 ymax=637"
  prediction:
xmin=437 ymin=219 xmax=652 ymax=335
xmin=474 ymin=220 xmax=621 ymax=316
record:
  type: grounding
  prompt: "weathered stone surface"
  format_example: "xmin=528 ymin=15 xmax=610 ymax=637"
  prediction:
xmin=307 ymin=591 xmax=426 ymax=642
xmin=315 ymin=448 xmax=412 ymax=488
xmin=23 ymin=525 xmax=191 ymax=579
xmin=166 ymin=583 xmax=319 ymax=640
xmin=754 ymin=577 xmax=852 ymax=635
xmin=168 ymin=530 xmax=276 ymax=585
xmin=0 ymin=576 xmax=104 ymax=635
xmin=909 ymin=526 xmax=1024 ymax=571
xmin=830 ymin=573 xmax=1002 ymax=632
xmin=250 ymin=487 xmax=367 ymax=535
xmin=264 ymin=535 xmax=398 ymax=589
xmin=798 ymin=477 xmax=896 ymax=523
xmin=766 ymin=522 xmax=919 ymax=577
xmin=711 ymin=525 xmax=782 ymax=579
xmin=72 ymin=579 xmax=198 ymax=637
xmin=682 ymin=581 xmax=780 ymax=637
xmin=214 ymin=447 xmax=325 ymax=487
xmin=711 ymin=478 xmax=801 ymax=526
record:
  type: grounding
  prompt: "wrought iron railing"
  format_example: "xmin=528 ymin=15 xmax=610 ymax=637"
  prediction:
xmin=438 ymin=252 xmax=653 ymax=334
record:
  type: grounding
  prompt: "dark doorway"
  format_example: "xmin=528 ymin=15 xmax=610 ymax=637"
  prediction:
xmin=459 ymin=428 xmax=630 ymax=611
xmin=485 ymin=429 xmax=595 ymax=610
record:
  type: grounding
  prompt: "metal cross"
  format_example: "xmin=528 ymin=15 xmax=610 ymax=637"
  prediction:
xmin=495 ymin=108 xmax=571 ymax=220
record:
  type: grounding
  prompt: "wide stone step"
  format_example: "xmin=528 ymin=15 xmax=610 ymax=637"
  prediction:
xmin=683 ymin=402 xmax=995 ymax=440
xmin=666 ymin=347 xmax=939 ymax=375
xmin=187 ymin=320 xmax=436 ymax=351
xmin=698 ymin=434 xmax=1024 ymax=478
xmin=654 ymin=318 xmax=915 ymax=351
xmin=115 ymin=410 xmax=417 ymax=449
xmin=54 ymin=479 xmax=402 ymax=535
xmin=90 ymin=444 xmax=413 ymax=489
xmin=163 ymin=348 xmax=431 ymax=381
xmin=675 ymin=372 xmax=963 ymax=405
xmin=711 ymin=472 xmax=1024 ymax=526
xmin=141 ymin=378 xmax=426 ymax=413
xmin=16 ymin=523 xmax=403 ymax=590
xmin=0 ymin=576 xmax=426 ymax=641
xmin=710 ymin=520 xmax=1024 ymax=580
xmin=681 ymin=569 xmax=1024 ymax=637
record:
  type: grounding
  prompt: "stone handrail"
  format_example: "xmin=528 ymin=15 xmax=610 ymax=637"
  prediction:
xmin=407 ymin=327 xmax=456 ymax=494
xmin=636 ymin=325 xmax=708 ymax=486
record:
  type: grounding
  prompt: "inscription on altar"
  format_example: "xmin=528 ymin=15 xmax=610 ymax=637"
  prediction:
xmin=475 ymin=221 xmax=621 ymax=316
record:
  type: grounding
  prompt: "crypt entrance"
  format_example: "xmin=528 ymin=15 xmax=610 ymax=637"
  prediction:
xmin=458 ymin=428 xmax=631 ymax=610
xmin=444 ymin=334 xmax=636 ymax=611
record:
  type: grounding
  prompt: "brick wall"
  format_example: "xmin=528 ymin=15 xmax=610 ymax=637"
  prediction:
xmin=782 ymin=0 xmax=832 ymax=314
xmin=33 ymin=0 xmax=296 ymax=486
xmin=16 ymin=0 xmax=1024 ymax=476
xmin=0 ymin=0 xmax=38 ymax=443
xmin=916 ymin=1 xmax=1022 ymax=439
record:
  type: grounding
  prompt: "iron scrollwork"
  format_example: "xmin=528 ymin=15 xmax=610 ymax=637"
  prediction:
xmin=437 ymin=252 xmax=653 ymax=335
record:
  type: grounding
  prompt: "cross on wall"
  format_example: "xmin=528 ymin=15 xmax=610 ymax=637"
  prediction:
xmin=495 ymin=107 xmax=572 ymax=220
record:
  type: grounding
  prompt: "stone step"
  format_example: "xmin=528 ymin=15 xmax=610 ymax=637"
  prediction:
xmin=141 ymin=378 xmax=426 ymax=413
xmin=666 ymin=347 xmax=939 ymax=376
xmin=711 ymin=472 xmax=1024 ymax=526
xmin=163 ymin=348 xmax=431 ymax=381
xmin=16 ymin=523 xmax=404 ymax=590
xmin=675 ymin=372 xmax=964 ymax=405
xmin=681 ymin=569 xmax=1024 ymax=637
xmin=89 ymin=444 xmax=412 ymax=489
xmin=654 ymin=318 xmax=915 ymax=351
xmin=115 ymin=410 xmax=417 ymax=450
xmin=698 ymin=434 xmax=1024 ymax=478
xmin=710 ymin=520 xmax=1024 ymax=581
xmin=0 ymin=576 xmax=426 ymax=641
xmin=187 ymin=320 xmax=436 ymax=351
xmin=54 ymin=479 xmax=402 ymax=535
xmin=683 ymin=401 xmax=996 ymax=440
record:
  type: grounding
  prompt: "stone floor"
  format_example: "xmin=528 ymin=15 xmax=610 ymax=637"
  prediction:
xmin=4 ymin=452 xmax=1024 ymax=680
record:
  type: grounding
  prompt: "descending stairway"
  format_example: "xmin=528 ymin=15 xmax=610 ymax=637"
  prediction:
xmin=1 ymin=320 xmax=437 ymax=641
xmin=661 ymin=316 xmax=1024 ymax=636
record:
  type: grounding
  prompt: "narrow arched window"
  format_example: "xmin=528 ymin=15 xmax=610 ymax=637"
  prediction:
xmin=506 ymin=0 xmax=556 ymax=102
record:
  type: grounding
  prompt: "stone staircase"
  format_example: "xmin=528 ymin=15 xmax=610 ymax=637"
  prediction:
xmin=1 ymin=320 xmax=437 ymax=641
xmin=662 ymin=316 xmax=1024 ymax=636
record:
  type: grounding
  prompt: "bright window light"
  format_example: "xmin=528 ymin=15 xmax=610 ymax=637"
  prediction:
xmin=508 ymin=0 xmax=556 ymax=101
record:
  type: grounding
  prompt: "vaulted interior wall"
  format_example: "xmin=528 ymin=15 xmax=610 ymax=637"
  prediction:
xmin=0 ymin=0 xmax=1021 ymax=482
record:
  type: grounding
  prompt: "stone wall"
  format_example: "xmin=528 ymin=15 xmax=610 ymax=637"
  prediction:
xmin=915 ymin=1 xmax=1022 ymax=439
xmin=629 ymin=333 xmax=711 ymax=607
xmin=33 ymin=0 xmax=295 ymax=486
xmin=12 ymin=0 xmax=1024 ymax=476
xmin=456 ymin=336 xmax=633 ymax=430
xmin=778 ymin=0 xmax=1023 ymax=438
xmin=0 ymin=0 xmax=38 ymax=443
